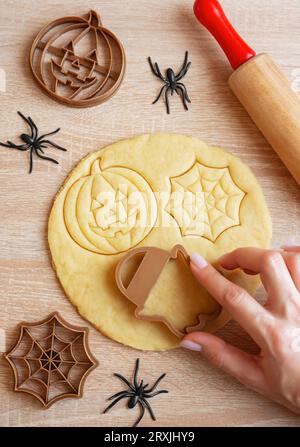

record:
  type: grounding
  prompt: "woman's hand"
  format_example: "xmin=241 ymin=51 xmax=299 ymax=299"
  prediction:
xmin=181 ymin=247 xmax=300 ymax=414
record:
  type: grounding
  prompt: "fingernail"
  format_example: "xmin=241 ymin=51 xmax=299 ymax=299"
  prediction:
xmin=180 ymin=340 xmax=203 ymax=352
xmin=190 ymin=253 xmax=208 ymax=269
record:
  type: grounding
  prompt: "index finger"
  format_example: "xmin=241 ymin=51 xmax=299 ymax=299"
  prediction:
xmin=219 ymin=247 xmax=283 ymax=273
xmin=219 ymin=248 xmax=299 ymax=308
xmin=281 ymin=246 xmax=300 ymax=253
xmin=190 ymin=253 xmax=273 ymax=348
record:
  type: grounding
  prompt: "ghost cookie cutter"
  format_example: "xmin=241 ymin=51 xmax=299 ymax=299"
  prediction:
xmin=116 ymin=245 xmax=224 ymax=338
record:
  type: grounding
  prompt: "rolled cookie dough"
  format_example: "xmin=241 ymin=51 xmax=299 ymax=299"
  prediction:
xmin=48 ymin=134 xmax=272 ymax=350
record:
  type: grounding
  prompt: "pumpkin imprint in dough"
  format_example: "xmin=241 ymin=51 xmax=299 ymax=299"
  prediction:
xmin=63 ymin=158 xmax=157 ymax=255
xmin=49 ymin=134 xmax=271 ymax=351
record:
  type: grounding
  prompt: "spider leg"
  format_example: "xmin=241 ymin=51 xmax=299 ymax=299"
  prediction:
xmin=175 ymin=51 xmax=190 ymax=78
xmin=183 ymin=50 xmax=189 ymax=67
xmin=144 ymin=373 xmax=166 ymax=393
xmin=133 ymin=358 xmax=140 ymax=389
xmin=34 ymin=148 xmax=59 ymax=164
xmin=28 ymin=117 xmax=38 ymax=139
xmin=17 ymin=111 xmax=36 ymax=139
xmin=103 ymin=394 xmax=127 ymax=414
xmin=144 ymin=390 xmax=169 ymax=398
xmin=140 ymin=397 xmax=156 ymax=421
xmin=165 ymin=87 xmax=171 ymax=114
xmin=133 ymin=401 xmax=145 ymax=428
xmin=37 ymin=140 xmax=67 ymax=151
xmin=175 ymin=86 xmax=189 ymax=111
xmin=152 ymin=85 xmax=167 ymax=105
xmin=148 ymin=57 xmax=159 ymax=76
xmin=176 ymin=62 xmax=192 ymax=82
xmin=107 ymin=390 xmax=132 ymax=401
xmin=37 ymin=128 xmax=61 ymax=141
xmin=177 ymin=82 xmax=191 ymax=103
xmin=0 ymin=141 xmax=13 ymax=148
xmin=114 ymin=373 xmax=135 ymax=391
xmin=148 ymin=57 xmax=165 ymax=81
xmin=0 ymin=141 xmax=28 ymax=150
xmin=9 ymin=142 xmax=30 ymax=150
xmin=154 ymin=62 xmax=165 ymax=81
xmin=29 ymin=148 xmax=34 ymax=174
xmin=17 ymin=111 xmax=32 ymax=127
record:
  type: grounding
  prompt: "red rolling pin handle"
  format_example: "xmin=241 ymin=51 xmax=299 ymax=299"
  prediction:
xmin=194 ymin=0 xmax=256 ymax=70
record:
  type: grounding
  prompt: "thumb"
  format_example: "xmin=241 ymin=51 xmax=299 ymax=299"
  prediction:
xmin=181 ymin=332 xmax=265 ymax=391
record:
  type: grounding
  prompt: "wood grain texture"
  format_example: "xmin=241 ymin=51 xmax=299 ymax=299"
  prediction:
xmin=0 ymin=0 xmax=300 ymax=427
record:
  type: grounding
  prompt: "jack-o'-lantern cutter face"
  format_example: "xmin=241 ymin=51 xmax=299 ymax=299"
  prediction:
xmin=30 ymin=10 xmax=126 ymax=107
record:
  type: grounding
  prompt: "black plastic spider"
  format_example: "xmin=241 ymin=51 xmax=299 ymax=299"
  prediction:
xmin=0 ymin=111 xmax=67 ymax=173
xmin=103 ymin=358 xmax=168 ymax=427
xmin=148 ymin=51 xmax=191 ymax=114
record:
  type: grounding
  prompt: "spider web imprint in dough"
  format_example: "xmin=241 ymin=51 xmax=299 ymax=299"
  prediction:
xmin=167 ymin=162 xmax=246 ymax=242
xmin=5 ymin=313 xmax=97 ymax=408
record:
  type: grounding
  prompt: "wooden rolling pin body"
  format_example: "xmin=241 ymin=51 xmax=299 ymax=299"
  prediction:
xmin=229 ymin=55 xmax=300 ymax=185
xmin=194 ymin=0 xmax=300 ymax=186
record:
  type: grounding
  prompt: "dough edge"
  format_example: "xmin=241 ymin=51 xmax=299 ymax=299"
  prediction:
xmin=48 ymin=133 xmax=272 ymax=351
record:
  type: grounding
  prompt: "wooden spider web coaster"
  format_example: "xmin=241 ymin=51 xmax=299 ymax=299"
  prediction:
xmin=5 ymin=313 xmax=98 ymax=408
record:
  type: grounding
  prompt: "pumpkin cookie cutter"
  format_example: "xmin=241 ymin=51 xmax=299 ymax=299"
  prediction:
xmin=116 ymin=245 xmax=223 ymax=338
xmin=30 ymin=10 xmax=126 ymax=108
xmin=5 ymin=312 xmax=98 ymax=408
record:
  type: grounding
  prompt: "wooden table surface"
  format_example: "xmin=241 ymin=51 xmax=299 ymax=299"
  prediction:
xmin=1 ymin=0 xmax=300 ymax=427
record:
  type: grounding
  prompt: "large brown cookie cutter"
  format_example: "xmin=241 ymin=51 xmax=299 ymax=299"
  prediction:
xmin=116 ymin=245 xmax=223 ymax=338
xmin=5 ymin=312 xmax=98 ymax=408
xmin=30 ymin=10 xmax=126 ymax=108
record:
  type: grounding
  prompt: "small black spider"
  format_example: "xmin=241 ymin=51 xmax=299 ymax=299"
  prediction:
xmin=0 ymin=111 xmax=67 ymax=174
xmin=148 ymin=51 xmax=191 ymax=114
xmin=103 ymin=358 xmax=168 ymax=427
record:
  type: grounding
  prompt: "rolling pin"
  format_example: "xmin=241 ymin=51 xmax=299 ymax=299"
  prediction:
xmin=194 ymin=0 xmax=300 ymax=185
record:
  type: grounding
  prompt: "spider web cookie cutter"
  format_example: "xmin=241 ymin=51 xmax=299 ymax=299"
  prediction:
xmin=5 ymin=312 xmax=98 ymax=408
xmin=116 ymin=244 xmax=225 ymax=338
xmin=30 ymin=10 xmax=126 ymax=108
